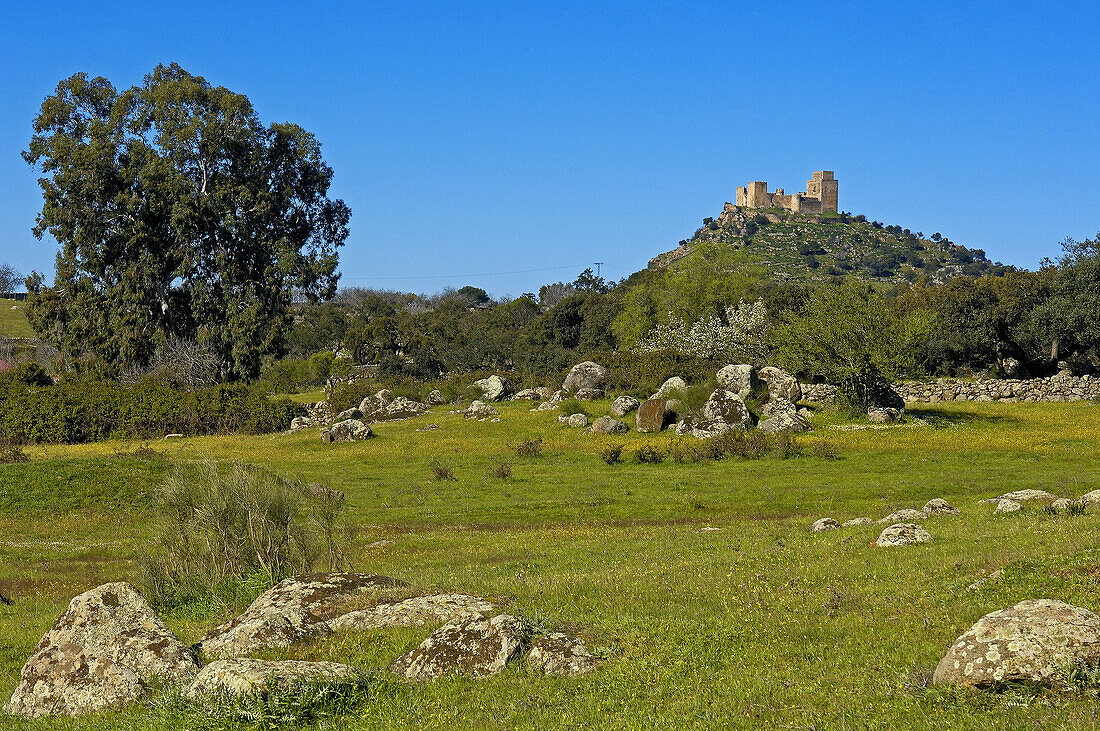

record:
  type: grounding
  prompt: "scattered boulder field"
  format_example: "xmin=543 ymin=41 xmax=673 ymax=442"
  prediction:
xmin=4 ymin=573 xmax=601 ymax=718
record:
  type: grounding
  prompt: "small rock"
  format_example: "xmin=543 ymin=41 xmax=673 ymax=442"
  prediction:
xmin=463 ymin=401 xmax=499 ymax=420
xmin=528 ymin=632 xmax=599 ymax=677
xmin=427 ymin=389 xmax=447 ymax=405
xmin=588 ymin=415 xmax=628 ymax=434
xmin=566 ymin=413 xmax=589 ymax=428
xmin=321 ymin=419 xmax=373 ymax=443
xmin=874 ymin=523 xmax=932 ymax=547
xmin=390 ymin=614 xmax=530 ymax=681
xmin=922 ymin=498 xmax=960 ymax=515
xmin=933 ymin=599 xmax=1100 ymax=687
xmin=610 ymin=395 xmax=640 ymax=417
xmin=290 ymin=416 xmax=313 ymax=431
xmin=994 ymin=499 xmax=1022 ymax=514
xmin=416 ymin=423 xmax=440 ymax=432
xmin=867 ymin=407 xmax=904 ymax=424
xmin=186 ymin=659 xmax=358 ymax=699
xmin=513 ymin=388 xmax=541 ymax=401
xmin=967 ymin=568 xmax=1003 ymax=591
xmin=841 ymin=517 xmax=874 ymax=527
xmin=811 ymin=518 xmax=840 ymax=532
xmin=877 ymin=508 xmax=929 ymax=524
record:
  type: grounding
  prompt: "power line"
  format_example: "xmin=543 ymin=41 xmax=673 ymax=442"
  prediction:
xmin=338 ymin=263 xmax=595 ymax=282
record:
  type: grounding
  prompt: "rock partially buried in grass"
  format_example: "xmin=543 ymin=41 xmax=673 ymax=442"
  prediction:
xmin=877 ymin=508 xmax=928 ymax=524
xmin=841 ymin=517 xmax=874 ymax=527
xmin=874 ymin=523 xmax=931 ymax=547
xmin=565 ymin=413 xmax=589 ymax=428
xmin=5 ymin=582 xmax=199 ymax=718
xmin=391 ymin=614 xmax=530 ymax=681
xmin=933 ymin=599 xmax=1100 ymax=687
xmin=981 ymin=489 xmax=1059 ymax=506
xmin=810 ymin=518 xmax=840 ymax=532
xmin=321 ymin=419 xmax=373 ymax=443
xmin=463 ymin=401 xmax=499 ymax=420
xmin=329 ymin=594 xmax=495 ymax=631
xmin=528 ymin=632 xmax=599 ymax=677
xmin=196 ymin=572 xmax=406 ymax=659
xmin=994 ymin=499 xmax=1022 ymax=514
xmin=186 ymin=659 xmax=359 ymax=699
xmin=923 ymin=498 xmax=960 ymax=515
xmin=610 ymin=395 xmax=640 ymax=417
xmin=587 ymin=415 xmax=628 ymax=434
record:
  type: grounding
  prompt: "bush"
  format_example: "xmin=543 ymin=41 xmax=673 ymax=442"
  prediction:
xmin=599 ymin=445 xmax=623 ymax=465
xmin=633 ymin=444 xmax=666 ymax=464
xmin=140 ymin=460 xmax=347 ymax=610
xmin=0 ymin=438 xmax=28 ymax=464
xmin=664 ymin=380 xmax=718 ymax=420
xmin=558 ymin=398 xmax=588 ymax=417
xmin=488 ymin=459 xmax=513 ymax=479
xmin=429 ymin=460 xmax=456 ymax=481
xmin=669 ymin=438 xmax=707 ymax=463
xmin=809 ymin=440 xmax=840 ymax=459
xmin=512 ymin=437 xmax=543 ymax=458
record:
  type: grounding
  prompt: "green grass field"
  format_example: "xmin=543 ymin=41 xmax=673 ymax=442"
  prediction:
xmin=0 ymin=299 xmax=33 ymax=339
xmin=2 ymin=399 xmax=1099 ymax=729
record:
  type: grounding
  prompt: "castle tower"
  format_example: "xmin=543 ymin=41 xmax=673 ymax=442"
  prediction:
xmin=806 ymin=171 xmax=838 ymax=213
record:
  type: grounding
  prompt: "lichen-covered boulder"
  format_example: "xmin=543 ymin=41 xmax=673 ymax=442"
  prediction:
xmin=574 ymin=387 xmax=602 ymax=400
xmin=528 ymin=632 xmax=599 ymax=677
xmin=609 ymin=395 xmax=640 ymax=417
xmin=196 ymin=573 xmax=405 ymax=659
xmin=562 ymin=362 xmax=609 ymax=394
xmin=588 ymin=415 xmax=628 ymax=434
xmin=290 ymin=416 xmax=313 ymax=431
xmin=463 ymin=401 xmax=498 ymax=420
xmin=330 ymin=594 xmax=495 ymax=632
xmin=652 ymin=376 xmax=687 ymax=400
xmin=321 ymin=419 xmax=373 ymax=443
xmin=877 ymin=508 xmax=929 ymax=524
xmin=186 ymin=659 xmax=358 ymax=699
xmin=810 ymin=518 xmax=840 ymax=532
xmin=757 ymin=411 xmax=810 ymax=434
xmin=715 ymin=364 xmax=758 ymax=399
xmin=473 ymin=375 xmax=510 ymax=401
xmin=758 ymin=366 xmax=802 ymax=403
xmin=636 ymin=398 xmax=673 ymax=433
xmin=841 ymin=517 xmax=874 ymax=527
xmin=513 ymin=388 xmax=542 ymax=401
xmin=1080 ymin=489 xmax=1100 ymax=507
xmin=759 ymin=396 xmax=798 ymax=419
xmin=923 ymin=498 xmax=960 ymax=515
xmin=933 ymin=599 xmax=1100 ymax=687
xmin=427 ymin=389 xmax=447 ymax=405
xmin=674 ymin=417 xmax=732 ymax=439
xmin=982 ymin=489 xmax=1059 ymax=505
xmin=391 ymin=614 xmax=530 ymax=681
xmin=5 ymin=582 xmax=199 ymax=718
xmin=874 ymin=523 xmax=932 ymax=547
xmin=867 ymin=407 xmax=904 ymax=424
xmin=565 ymin=413 xmax=589 ymax=428
xmin=701 ymin=389 xmax=752 ymax=428
xmin=994 ymin=499 xmax=1022 ymax=514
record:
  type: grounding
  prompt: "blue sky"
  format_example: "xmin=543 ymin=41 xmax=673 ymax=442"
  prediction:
xmin=1 ymin=1 xmax=1097 ymax=297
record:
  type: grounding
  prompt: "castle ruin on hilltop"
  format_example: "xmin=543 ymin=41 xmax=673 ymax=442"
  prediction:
xmin=736 ymin=171 xmax=838 ymax=214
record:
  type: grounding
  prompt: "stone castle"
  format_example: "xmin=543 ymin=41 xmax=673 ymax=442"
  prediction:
xmin=736 ymin=171 xmax=838 ymax=214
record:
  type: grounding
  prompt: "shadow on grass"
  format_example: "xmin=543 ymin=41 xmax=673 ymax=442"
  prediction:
xmin=904 ymin=407 xmax=1016 ymax=429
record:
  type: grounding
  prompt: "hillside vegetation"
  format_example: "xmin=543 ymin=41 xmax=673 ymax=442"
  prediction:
xmin=650 ymin=204 xmax=1007 ymax=283
xmin=0 ymin=300 xmax=33 ymax=339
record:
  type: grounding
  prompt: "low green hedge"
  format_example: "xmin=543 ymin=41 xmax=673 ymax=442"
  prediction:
xmin=0 ymin=376 xmax=302 ymax=444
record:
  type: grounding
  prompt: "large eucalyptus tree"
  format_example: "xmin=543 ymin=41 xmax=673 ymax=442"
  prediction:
xmin=23 ymin=64 xmax=350 ymax=379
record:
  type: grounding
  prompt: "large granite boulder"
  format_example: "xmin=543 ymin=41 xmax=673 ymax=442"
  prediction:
xmin=391 ymin=614 xmax=530 ymax=681
xmin=5 ymin=582 xmax=199 ymax=718
xmin=701 ymin=389 xmax=752 ymax=428
xmin=874 ymin=523 xmax=932 ymax=547
xmin=473 ymin=375 xmax=510 ymax=402
xmin=330 ymin=594 xmax=495 ymax=631
xmin=463 ymin=401 xmax=499 ymax=420
xmin=528 ymin=632 xmax=599 ymax=677
xmin=636 ymin=398 xmax=674 ymax=433
xmin=674 ymin=417 xmax=733 ymax=439
xmin=562 ymin=362 xmax=610 ymax=393
xmin=610 ymin=395 xmax=640 ymax=417
xmin=587 ymin=415 xmax=628 ymax=434
xmin=716 ymin=364 xmax=759 ymax=399
xmin=933 ymin=599 xmax=1100 ymax=687
xmin=196 ymin=573 xmax=405 ymax=659
xmin=757 ymin=411 xmax=810 ymax=434
xmin=186 ymin=659 xmax=359 ymax=699
xmin=359 ymin=394 xmax=428 ymax=422
xmin=513 ymin=388 xmax=542 ymax=401
xmin=758 ymin=366 xmax=802 ymax=403
xmin=321 ymin=419 xmax=373 ymax=443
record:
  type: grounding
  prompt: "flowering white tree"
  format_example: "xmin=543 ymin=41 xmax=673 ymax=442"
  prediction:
xmin=635 ymin=299 xmax=768 ymax=363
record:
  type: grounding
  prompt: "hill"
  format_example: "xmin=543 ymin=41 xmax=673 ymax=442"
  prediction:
xmin=649 ymin=203 xmax=1008 ymax=283
xmin=0 ymin=299 xmax=34 ymax=338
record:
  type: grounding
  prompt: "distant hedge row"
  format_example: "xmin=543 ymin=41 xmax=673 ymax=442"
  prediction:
xmin=0 ymin=366 xmax=302 ymax=444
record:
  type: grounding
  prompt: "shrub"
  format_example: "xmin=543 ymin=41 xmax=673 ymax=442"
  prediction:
xmin=664 ymin=380 xmax=718 ymax=420
xmin=0 ymin=438 xmax=28 ymax=464
xmin=140 ymin=460 xmax=347 ymax=610
xmin=772 ymin=432 xmax=803 ymax=458
xmin=512 ymin=437 xmax=543 ymax=458
xmin=488 ymin=459 xmax=513 ymax=480
xmin=633 ymin=444 xmax=666 ymax=464
xmin=429 ymin=460 xmax=456 ymax=481
xmin=2 ymin=362 xmax=52 ymax=387
xmin=809 ymin=440 xmax=840 ymax=459
xmin=599 ymin=445 xmax=623 ymax=465
xmin=559 ymin=398 xmax=588 ymax=417
xmin=669 ymin=438 xmax=706 ymax=463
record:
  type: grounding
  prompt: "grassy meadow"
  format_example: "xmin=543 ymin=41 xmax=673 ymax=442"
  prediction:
xmin=1 ymin=398 xmax=1100 ymax=729
xmin=0 ymin=299 xmax=34 ymax=339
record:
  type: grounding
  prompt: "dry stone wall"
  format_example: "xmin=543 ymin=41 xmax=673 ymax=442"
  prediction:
xmin=801 ymin=373 xmax=1100 ymax=404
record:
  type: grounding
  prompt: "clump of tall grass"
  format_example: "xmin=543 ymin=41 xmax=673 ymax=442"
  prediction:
xmin=140 ymin=460 xmax=347 ymax=611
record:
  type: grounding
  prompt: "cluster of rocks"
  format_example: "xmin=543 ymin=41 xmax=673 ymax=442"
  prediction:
xmin=801 ymin=372 xmax=1100 ymax=405
xmin=979 ymin=488 xmax=1098 ymax=515
xmin=5 ymin=573 xmax=599 ymax=718
xmin=811 ymin=498 xmax=960 ymax=547
xmin=293 ymin=389 xmax=432 ymax=443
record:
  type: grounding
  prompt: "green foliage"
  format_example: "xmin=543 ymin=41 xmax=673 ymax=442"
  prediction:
xmin=429 ymin=459 xmax=456 ymax=481
xmin=558 ymin=398 xmax=588 ymax=417
xmin=775 ymin=280 xmax=934 ymax=407
xmin=664 ymin=380 xmax=718 ymax=420
xmin=141 ymin=460 xmax=348 ymax=610
xmin=0 ymin=378 xmax=301 ymax=444
xmin=2 ymin=362 xmax=52 ymax=387
xmin=599 ymin=444 xmax=624 ymax=465
xmin=511 ymin=436 xmax=544 ymax=458
xmin=633 ymin=444 xmax=666 ymax=464
xmin=488 ymin=459 xmax=513 ymax=480
xmin=23 ymin=65 xmax=349 ymax=379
